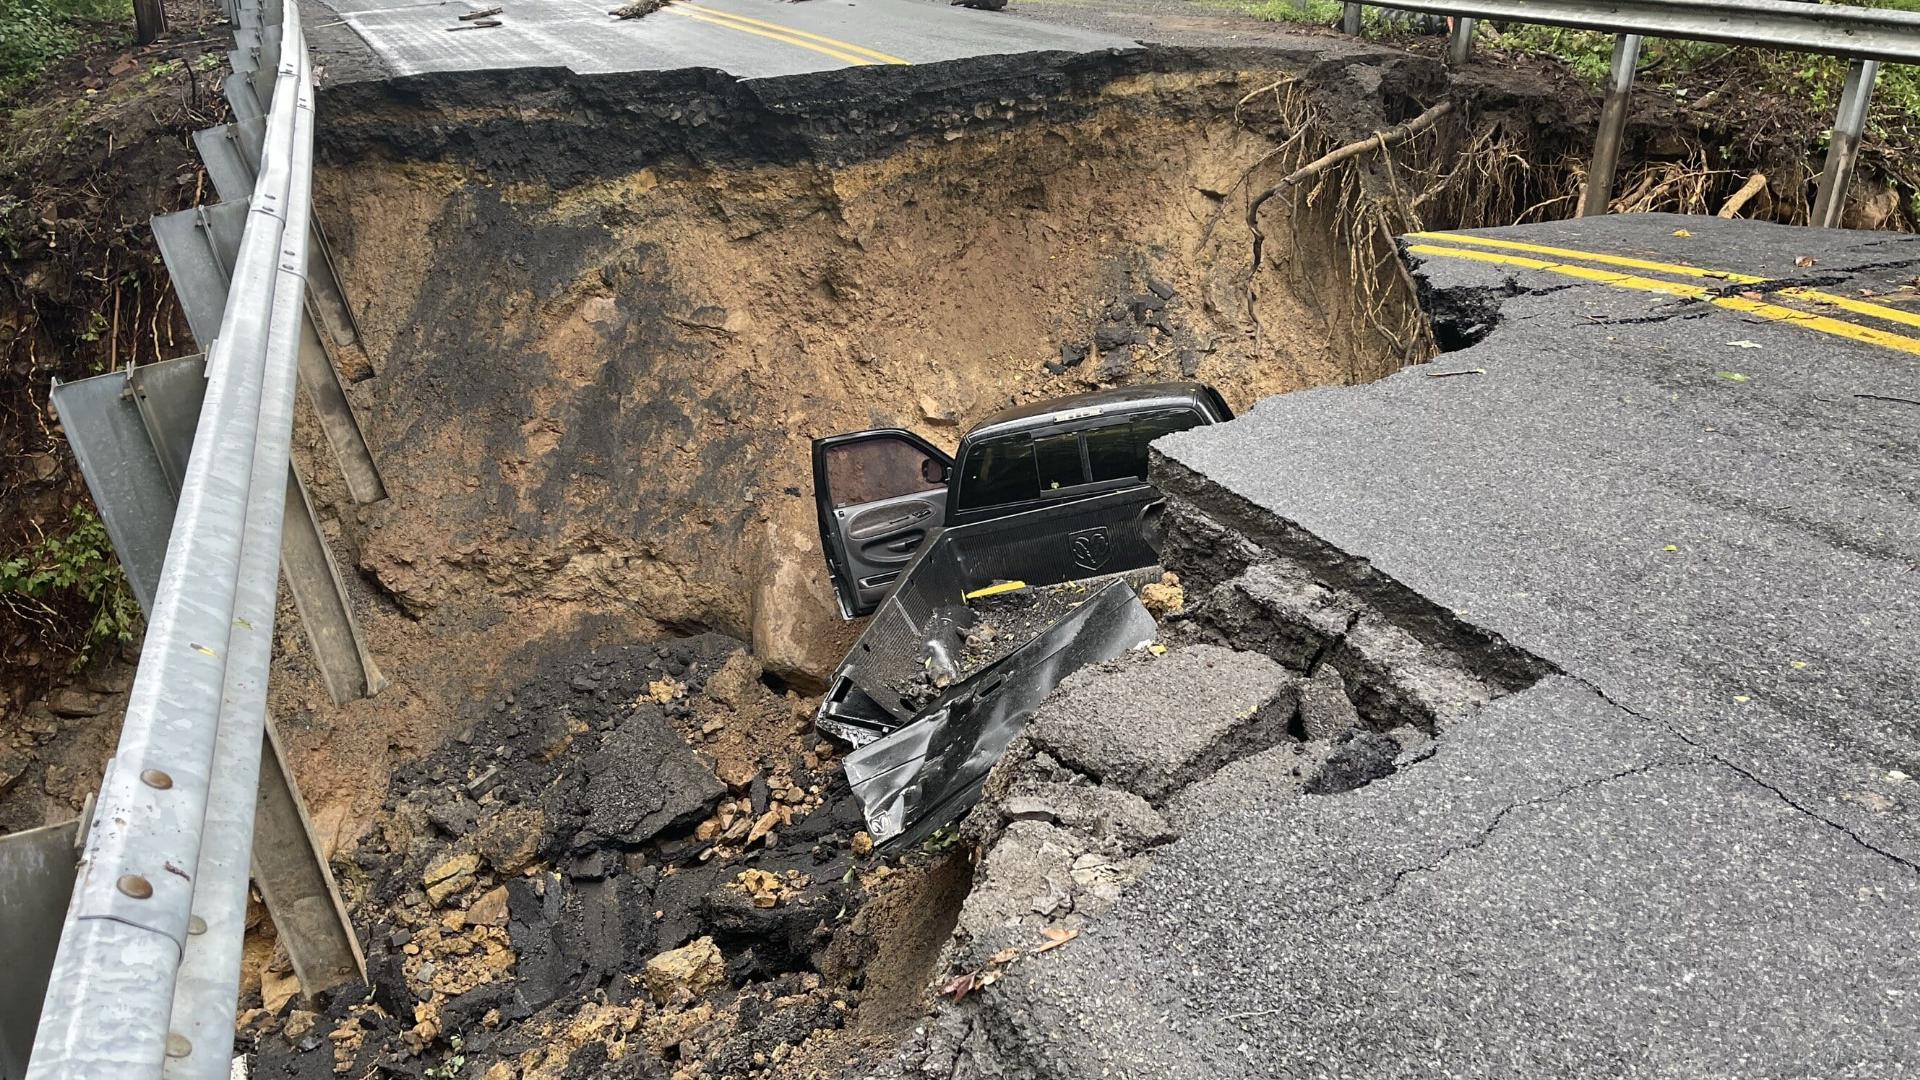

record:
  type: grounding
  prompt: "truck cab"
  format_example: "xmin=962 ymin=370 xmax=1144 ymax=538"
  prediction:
xmin=812 ymin=381 xmax=1233 ymax=618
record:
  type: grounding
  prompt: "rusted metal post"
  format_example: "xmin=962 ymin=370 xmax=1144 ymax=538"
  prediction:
xmin=1448 ymin=17 xmax=1478 ymax=65
xmin=1812 ymin=58 xmax=1879 ymax=229
xmin=1580 ymin=33 xmax=1642 ymax=217
xmin=1342 ymin=3 xmax=1363 ymax=35
xmin=133 ymin=0 xmax=167 ymax=43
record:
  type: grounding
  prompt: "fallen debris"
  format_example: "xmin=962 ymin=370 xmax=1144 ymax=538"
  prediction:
xmin=644 ymin=937 xmax=727 ymax=1002
xmin=243 ymin=634 xmax=904 ymax=1079
xmin=1138 ymin=572 xmax=1184 ymax=618
xmin=939 ymin=927 xmax=1081 ymax=1002
xmin=610 ymin=0 xmax=669 ymax=18
xmin=727 ymin=867 xmax=813 ymax=908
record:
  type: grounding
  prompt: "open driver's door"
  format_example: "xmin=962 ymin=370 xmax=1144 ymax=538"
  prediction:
xmin=813 ymin=430 xmax=953 ymax=619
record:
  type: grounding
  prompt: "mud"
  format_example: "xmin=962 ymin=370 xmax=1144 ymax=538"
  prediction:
xmin=304 ymin=49 xmax=1426 ymax=689
xmin=178 ymin=45 xmax=1465 ymax=880
xmin=243 ymin=631 xmax=966 ymax=1080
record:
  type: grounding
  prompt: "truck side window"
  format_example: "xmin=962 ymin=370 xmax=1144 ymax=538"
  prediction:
xmin=955 ymin=434 xmax=1038 ymax=511
xmin=1035 ymin=432 xmax=1086 ymax=492
xmin=824 ymin=438 xmax=946 ymax=509
xmin=1086 ymin=409 xmax=1204 ymax=483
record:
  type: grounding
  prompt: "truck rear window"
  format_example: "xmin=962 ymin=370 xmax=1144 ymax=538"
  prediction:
xmin=1035 ymin=432 xmax=1084 ymax=492
xmin=1086 ymin=409 xmax=1204 ymax=482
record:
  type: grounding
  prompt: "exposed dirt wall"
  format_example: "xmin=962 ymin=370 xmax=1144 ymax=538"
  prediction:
xmin=306 ymin=49 xmax=1435 ymax=718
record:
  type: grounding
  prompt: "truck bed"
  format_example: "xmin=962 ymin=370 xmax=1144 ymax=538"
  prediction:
xmin=816 ymin=485 xmax=1165 ymax=745
xmin=818 ymin=486 xmax=1168 ymax=846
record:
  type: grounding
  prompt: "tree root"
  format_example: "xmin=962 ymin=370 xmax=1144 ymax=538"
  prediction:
xmin=1245 ymin=100 xmax=1456 ymax=277
xmin=1717 ymin=172 xmax=1768 ymax=219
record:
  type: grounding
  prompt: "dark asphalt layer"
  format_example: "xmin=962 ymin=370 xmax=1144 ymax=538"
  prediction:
xmin=975 ymin=213 xmax=1919 ymax=1077
xmin=976 ymin=677 xmax=1920 ymax=1078
xmin=1163 ymin=212 xmax=1920 ymax=865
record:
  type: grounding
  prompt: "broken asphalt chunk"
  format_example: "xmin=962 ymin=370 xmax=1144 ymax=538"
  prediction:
xmin=585 ymin=703 xmax=725 ymax=844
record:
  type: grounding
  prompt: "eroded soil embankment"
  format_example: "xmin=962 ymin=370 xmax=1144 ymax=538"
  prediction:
xmin=268 ymin=46 xmax=1440 ymax=842
xmin=228 ymin=45 xmax=1444 ymax=1079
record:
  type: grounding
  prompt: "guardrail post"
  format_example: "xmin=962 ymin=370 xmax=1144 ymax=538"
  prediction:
xmin=1342 ymin=3 xmax=1362 ymax=35
xmin=1580 ymin=33 xmax=1642 ymax=217
xmin=1447 ymin=16 xmax=1477 ymax=65
xmin=0 ymin=820 xmax=81 ymax=1080
xmin=1811 ymin=58 xmax=1879 ymax=229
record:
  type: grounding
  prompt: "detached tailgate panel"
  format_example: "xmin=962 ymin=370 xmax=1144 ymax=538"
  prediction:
xmin=842 ymin=579 xmax=1158 ymax=847
xmin=819 ymin=485 xmax=1164 ymax=738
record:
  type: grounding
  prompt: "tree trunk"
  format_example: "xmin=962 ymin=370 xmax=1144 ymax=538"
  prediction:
xmin=133 ymin=0 xmax=167 ymax=45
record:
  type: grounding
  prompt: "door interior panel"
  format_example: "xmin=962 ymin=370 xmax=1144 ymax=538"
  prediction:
xmin=814 ymin=430 xmax=954 ymax=618
xmin=847 ymin=501 xmax=936 ymax=540
xmin=834 ymin=489 xmax=948 ymax=612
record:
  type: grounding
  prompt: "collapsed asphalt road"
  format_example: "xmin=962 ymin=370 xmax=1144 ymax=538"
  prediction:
xmin=890 ymin=214 xmax=1920 ymax=1079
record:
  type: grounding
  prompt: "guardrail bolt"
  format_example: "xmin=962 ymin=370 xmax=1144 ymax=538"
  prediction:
xmin=188 ymin=915 xmax=208 ymax=935
xmin=140 ymin=768 xmax=174 ymax=790
xmin=117 ymin=874 xmax=154 ymax=899
xmin=166 ymin=1033 xmax=192 ymax=1059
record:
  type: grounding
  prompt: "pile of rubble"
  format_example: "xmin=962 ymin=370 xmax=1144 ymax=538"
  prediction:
xmin=244 ymin=633 xmax=909 ymax=1080
xmin=1045 ymin=266 xmax=1213 ymax=383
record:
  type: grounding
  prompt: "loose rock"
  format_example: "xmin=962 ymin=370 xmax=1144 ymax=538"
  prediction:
xmin=644 ymin=937 xmax=728 ymax=1002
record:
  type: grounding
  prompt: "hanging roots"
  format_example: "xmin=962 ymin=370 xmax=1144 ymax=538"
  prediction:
xmin=1232 ymin=89 xmax=1471 ymax=378
xmin=1245 ymin=100 xmax=1456 ymax=275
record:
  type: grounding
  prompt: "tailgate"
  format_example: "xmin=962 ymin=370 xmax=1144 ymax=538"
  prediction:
xmin=840 ymin=576 xmax=1158 ymax=847
xmin=816 ymin=485 xmax=1164 ymax=744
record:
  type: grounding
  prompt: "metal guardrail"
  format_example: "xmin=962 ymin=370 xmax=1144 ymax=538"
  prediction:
xmin=1340 ymin=0 xmax=1920 ymax=225
xmin=24 ymin=0 xmax=318 ymax=1076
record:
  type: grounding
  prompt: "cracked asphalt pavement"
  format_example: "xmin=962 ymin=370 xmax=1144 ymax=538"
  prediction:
xmin=939 ymin=215 xmax=1919 ymax=1078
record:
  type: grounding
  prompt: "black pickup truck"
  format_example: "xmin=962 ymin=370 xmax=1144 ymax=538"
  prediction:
xmin=810 ymin=382 xmax=1233 ymax=846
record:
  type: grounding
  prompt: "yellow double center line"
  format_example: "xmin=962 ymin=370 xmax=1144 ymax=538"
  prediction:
xmin=1405 ymin=230 xmax=1920 ymax=357
xmin=662 ymin=3 xmax=909 ymax=66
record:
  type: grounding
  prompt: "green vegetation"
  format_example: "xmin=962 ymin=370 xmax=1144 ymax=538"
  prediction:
xmin=1216 ymin=0 xmax=1920 ymax=137
xmin=0 ymin=0 xmax=133 ymax=106
xmin=1224 ymin=0 xmax=1345 ymax=24
xmin=1 ymin=505 xmax=141 ymax=668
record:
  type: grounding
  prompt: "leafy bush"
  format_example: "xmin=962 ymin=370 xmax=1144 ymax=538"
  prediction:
xmin=1218 ymin=0 xmax=1920 ymax=139
xmin=0 ymin=0 xmax=132 ymax=105
xmin=1 ymin=504 xmax=141 ymax=668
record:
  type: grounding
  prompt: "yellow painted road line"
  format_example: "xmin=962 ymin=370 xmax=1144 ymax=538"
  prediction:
xmin=1406 ymin=230 xmax=1920 ymax=333
xmin=678 ymin=4 xmax=909 ymax=65
xmin=1404 ymin=244 xmax=1920 ymax=358
xmin=661 ymin=6 xmax=881 ymax=66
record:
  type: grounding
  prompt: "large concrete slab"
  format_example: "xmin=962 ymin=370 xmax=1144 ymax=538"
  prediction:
xmin=1028 ymin=645 xmax=1297 ymax=802
xmin=911 ymin=214 xmax=1920 ymax=1078
xmin=1160 ymin=212 xmax=1920 ymax=867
